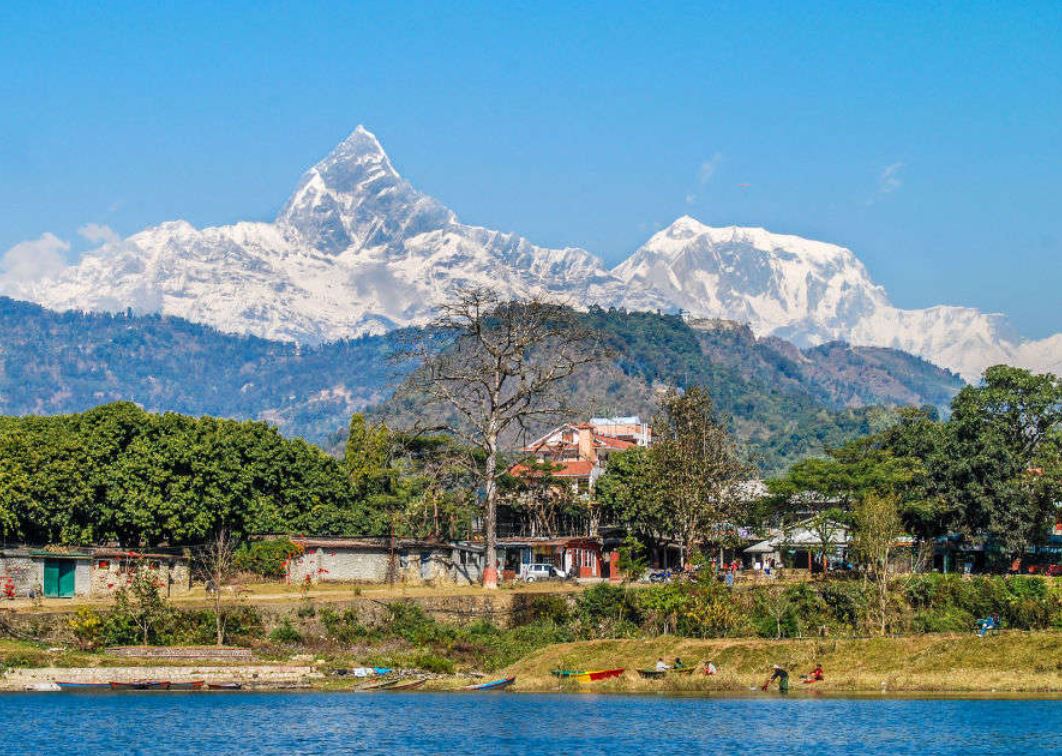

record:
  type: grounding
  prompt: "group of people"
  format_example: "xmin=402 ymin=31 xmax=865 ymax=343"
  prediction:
xmin=650 ymin=657 xmax=823 ymax=689
xmin=653 ymin=657 xmax=718 ymax=675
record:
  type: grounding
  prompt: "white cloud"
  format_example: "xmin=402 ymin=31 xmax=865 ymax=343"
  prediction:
xmin=78 ymin=222 xmax=121 ymax=245
xmin=0 ymin=233 xmax=70 ymax=291
xmin=698 ymin=152 xmax=724 ymax=185
xmin=878 ymin=162 xmax=904 ymax=194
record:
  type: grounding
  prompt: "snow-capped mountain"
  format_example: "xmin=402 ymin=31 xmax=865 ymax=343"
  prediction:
xmin=612 ymin=217 xmax=1060 ymax=381
xmin=7 ymin=126 xmax=1059 ymax=382
xmin=13 ymin=126 xmax=657 ymax=343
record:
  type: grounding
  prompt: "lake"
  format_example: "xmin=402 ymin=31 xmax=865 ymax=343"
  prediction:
xmin=2 ymin=691 xmax=1060 ymax=755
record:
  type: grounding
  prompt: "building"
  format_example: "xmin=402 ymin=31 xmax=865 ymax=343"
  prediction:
xmin=0 ymin=546 xmax=190 ymax=599
xmin=282 ymin=537 xmax=485 ymax=586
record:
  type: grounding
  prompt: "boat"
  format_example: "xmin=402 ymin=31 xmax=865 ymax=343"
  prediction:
xmin=383 ymin=677 xmax=427 ymax=691
xmin=169 ymin=680 xmax=205 ymax=690
xmin=109 ymin=680 xmax=171 ymax=690
xmin=359 ymin=677 xmax=401 ymax=691
xmin=462 ymin=676 xmax=515 ymax=691
xmin=25 ymin=682 xmax=61 ymax=691
xmin=207 ymin=682 xmax=243 ymax=690
xmin=637 ymin=666 xmax=695 ymax=679
xmin=551 ymin=668 xmax=625 ymax=683
xmin=55 ymin=681 xmax=113 ymax=689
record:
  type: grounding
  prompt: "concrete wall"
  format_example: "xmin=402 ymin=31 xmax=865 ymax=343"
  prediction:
xmin=287 ymin=546 xmax=484 ymax=587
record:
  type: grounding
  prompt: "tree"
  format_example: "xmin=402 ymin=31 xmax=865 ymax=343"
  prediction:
xmin=597 ymin=446 xmax=666 ymax=541
xmin=851 ymin=493 xmax=904 ymax=634
xmin=650 ymin=387 xmax=752 ymax=567
xmin=196 ymin=529 xmax=239 ymax=646
xmin=404 ymin=289 xmax=605 ymax=588
xmin=944 ymin=366 xmax=1062 ymax=563
xmin=113 ymin=562 xmax=170 ymax=646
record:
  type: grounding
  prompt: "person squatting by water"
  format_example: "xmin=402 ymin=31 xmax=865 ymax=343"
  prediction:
xmin=762 ymin=664 xmax=789 ymax=693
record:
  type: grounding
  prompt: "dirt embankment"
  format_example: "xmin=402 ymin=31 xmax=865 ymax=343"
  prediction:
xmin=503 ymin=633 xmax=1062 ymax=694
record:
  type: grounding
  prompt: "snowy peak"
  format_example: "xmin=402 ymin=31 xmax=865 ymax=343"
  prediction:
xmin=5 ymin=128 xmax=1059 ymax=384
xmin=277 ymin=125 xmax=454 ymax=254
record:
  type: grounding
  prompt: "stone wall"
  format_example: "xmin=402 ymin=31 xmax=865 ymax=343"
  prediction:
xmin=0 ymin=554 xmax=40 ymax=597
xmin=88 ymin=557 xmax=190 ymax=597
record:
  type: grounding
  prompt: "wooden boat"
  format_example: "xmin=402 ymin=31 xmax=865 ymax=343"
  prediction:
xmin=169 ymin=680 xmax=205 ymax=690
xmin=383 ymin=677 xmax=427 ymax=691
xmin=552 ymin=668 xmax=625 ymax=683
xmin=25 ymin=682 xmax=61 ymax=691
xmin=359 ymin=677 xmax=401 ymax=691
xmin=207 ymin=682 xmax=243 ymax=690
xmin=109 ymin=680 xmax=171 ymax=690
xmin=637 ymin=666 xmax=695 ymax=679
xmin=55 ymin=681 xmax=112 ymax=689
xmin=462 ymin=676 xmax=515 ymax=691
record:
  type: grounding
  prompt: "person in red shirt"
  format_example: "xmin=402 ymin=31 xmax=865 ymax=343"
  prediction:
xmin=801 ymin=663 xmax=824 ymax=683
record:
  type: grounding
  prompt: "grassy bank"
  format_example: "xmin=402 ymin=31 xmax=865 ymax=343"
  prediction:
xmin=503 ymin=632 xmax=1062 ymax=693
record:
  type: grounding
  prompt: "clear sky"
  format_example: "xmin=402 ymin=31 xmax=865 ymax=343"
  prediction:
xmin=2 ymin=1 xmax=1059 ymax=337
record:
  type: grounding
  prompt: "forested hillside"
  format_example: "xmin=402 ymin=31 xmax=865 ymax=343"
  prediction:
xmin=0 ymin=298 xmax=963 ymax=473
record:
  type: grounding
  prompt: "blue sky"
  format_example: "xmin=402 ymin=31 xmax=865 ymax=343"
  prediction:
xmin=2 ymin=1 xmax=1060 ymax=336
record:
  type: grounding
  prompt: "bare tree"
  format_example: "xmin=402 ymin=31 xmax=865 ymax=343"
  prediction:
xmin=851 ymin=493 xmax=904 ymax=635
xmin=651 ymin=387 xmax=753 ymax=567
xmin=405 ymin=288 xmax=605 ymax=589
xmin=197 ymin=530 xmax=239 ymax=645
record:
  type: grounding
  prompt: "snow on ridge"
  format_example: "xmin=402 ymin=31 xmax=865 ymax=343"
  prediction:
xmin=5 ymin=126 xmax=1058 ymax=383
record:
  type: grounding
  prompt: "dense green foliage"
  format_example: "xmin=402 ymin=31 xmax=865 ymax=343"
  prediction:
xmin=767 ymin=366 xmax=1062 ymax=563
xmin=0 ymin=298 xmax=960 ymax=476
xmin=0 ymin=403 xmax=383 ymax=545
xmin=234 ymin=538 xmax=305 ymax=577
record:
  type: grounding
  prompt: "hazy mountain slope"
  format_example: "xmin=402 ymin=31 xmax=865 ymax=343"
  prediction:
xmin=0 ymin=299 xmax=961 ymax=473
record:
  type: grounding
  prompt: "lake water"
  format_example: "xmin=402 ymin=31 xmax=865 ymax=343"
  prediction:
xmin=2 ymin=691 xmax=1060 ymax=755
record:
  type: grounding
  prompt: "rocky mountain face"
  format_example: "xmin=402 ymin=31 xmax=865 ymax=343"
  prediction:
xmin=8 ymin=126 xmax=1058 ymax=381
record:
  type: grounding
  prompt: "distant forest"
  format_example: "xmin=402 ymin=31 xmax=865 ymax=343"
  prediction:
xmin=0 ymin=298 xmax=963 ymax=474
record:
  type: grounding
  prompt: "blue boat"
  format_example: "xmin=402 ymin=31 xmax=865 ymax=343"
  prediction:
xmin=55 ymin=681 xmax=112 ymax=689
xmin=462 ymin=676 xmax=515 ymax=691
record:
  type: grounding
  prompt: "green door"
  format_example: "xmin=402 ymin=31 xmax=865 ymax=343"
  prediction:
xmin=43 ymin=559 xmax=76 ymax=598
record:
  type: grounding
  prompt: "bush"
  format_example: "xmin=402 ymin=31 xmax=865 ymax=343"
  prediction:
xmin=511 ymin=593 xmax=571 ymax=626
xmin=912 ymin=607 xmax=975 ymax=633
xmin=234 ymin=539 xmax=304 ymax=578
xmin=577 ymin=584 xmax=641 ymax=637
xmin=67 ymin=607 xmax=103 ymax=650
xmin=320 ymin=607 xmax=370 ymax=645
xmin=269 ymin=617 xmax=302 ymax=644
xmin=384 ymin=601 xmax=454 ymax=645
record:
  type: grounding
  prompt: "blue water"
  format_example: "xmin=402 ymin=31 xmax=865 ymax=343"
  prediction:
xmin=2 ymin=691 xmax=1060 ymax=755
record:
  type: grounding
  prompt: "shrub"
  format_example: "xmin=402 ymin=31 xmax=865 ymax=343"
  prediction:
xmin=511 ymin=593 xmax=571 ymax=626
xmin=320 ymin=607 xmax=370 ymax=644
xmin=577 ymin=583 xmax=641 ymax=637
xmin=269 ymin=617 xmax=302 ymax=644
xmin=67 ymin=607 xmax=103 ymax=650
xmin=234 ymin=539 xmax=304 ymax=578
xmin=912 ymin=607 xmax=975 ymax=633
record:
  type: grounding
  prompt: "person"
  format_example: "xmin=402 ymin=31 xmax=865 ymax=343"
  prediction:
xmin=702 ymin=660 xmax=717 ymax=676
xmin=673 ymin=657 xmax=684 ymax=669
xmin=976 ymin=612 xmax=999 ymax=637
xmin=801 ymin=663 xmax=824 ymax=683
xmin=655 ymin=657 xmax=670 ymax=672
xmin=761 ymin=664 xmax=789 ymax=693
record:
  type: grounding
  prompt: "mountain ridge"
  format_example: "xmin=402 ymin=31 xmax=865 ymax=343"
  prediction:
xmin=4 ymin=125 xmax=1058 ymax=381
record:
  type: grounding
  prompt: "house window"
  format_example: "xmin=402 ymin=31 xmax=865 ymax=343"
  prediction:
xmin=97 ymin=560 xmax=110 ymax=570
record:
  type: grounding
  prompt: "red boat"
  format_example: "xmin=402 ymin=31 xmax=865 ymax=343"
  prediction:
xmin=552 ymin=668 xmax=625 ymax=683
xmin=109 ymin=680 xmax=171 ymax=690
xmin=169 ymin=680 xmax=205 ymax=690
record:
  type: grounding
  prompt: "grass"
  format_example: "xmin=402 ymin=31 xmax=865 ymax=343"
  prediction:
xmin=502 ymin=632 xmax=1062 ymax=694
